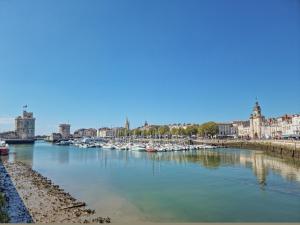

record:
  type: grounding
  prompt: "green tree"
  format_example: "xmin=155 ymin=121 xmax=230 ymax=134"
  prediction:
xmin=133 ymin=129 xmax=142 ymax=136
xmin=185 ymin=125 xmax=199 ymax=137
xmin=118 ymin=128 xmax=127 ymax=137
xmin=178 ymin=127 xmax=186 ymax=136
xmin=158 ymin=126 xmax=170 ymax=136
xmin=198 ymin=122 xmax=218 ymax=138
xmin=148 ymin=127 xmax=157 ymax=136
xmin=171 ymin=128 xmax=179 ymax=136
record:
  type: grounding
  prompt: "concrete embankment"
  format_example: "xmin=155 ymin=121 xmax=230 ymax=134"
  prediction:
xmin=195 ymin=139 xmax=300 ymax=159
xmin=0 ymin=160 xmax=111 ymax=223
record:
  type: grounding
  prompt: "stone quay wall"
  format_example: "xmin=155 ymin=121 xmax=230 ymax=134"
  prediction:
xmin=195 ymin=139 xmax=300 ymax=159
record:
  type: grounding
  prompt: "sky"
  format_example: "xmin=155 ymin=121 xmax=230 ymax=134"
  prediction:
xmin=0 ymin=0 xmax=299 ymax=135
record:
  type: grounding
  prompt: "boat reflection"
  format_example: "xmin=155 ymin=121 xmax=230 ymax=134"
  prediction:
xmin=8 ymin=142 xmax=300 ymax=189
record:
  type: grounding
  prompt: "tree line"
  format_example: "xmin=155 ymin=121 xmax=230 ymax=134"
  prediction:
xmin=118 ymin=122 xmax=219 ymax=138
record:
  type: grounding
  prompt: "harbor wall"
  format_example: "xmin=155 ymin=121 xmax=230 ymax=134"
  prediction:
xmin=195 ymin=139 xmax=300 ymax=159
xmin=3 ymin=139 xmax=35 ymax=144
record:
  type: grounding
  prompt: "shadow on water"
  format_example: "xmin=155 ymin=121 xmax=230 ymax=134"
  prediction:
xmin=0 ymin=157 xmax=33 ymax=223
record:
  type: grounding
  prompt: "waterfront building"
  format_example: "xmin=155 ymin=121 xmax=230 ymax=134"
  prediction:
xmin=59 ymin=124 xmax=71 ymax=139
xmin=168 ymin=123 xmax=191 ymax=131
xmin=73 ymin=128 xmax=97 ymax=138
xmin=217 ymin=123 xmax=237 ymax=138
xmin=232 ymin=121 xmax=250 ymax=139
xmin=292 ymin=115 xmax=300 ymax=135
xmin=15 ymin=110 xmax=35 ymax=140
xmin=113 ymin=127 xmax=127 ymax=137
xmin=0 ymin=131 xmax=18 ymax=140
xmin=97 ymin=128 xmax=114 ymax=138
xmin=231 ymin=102 xmax=300 ymax=139
xmin=48 ymin=133 xmax=62 ymax=142
xmin=140 ymin=123 xmax=154 ymax=131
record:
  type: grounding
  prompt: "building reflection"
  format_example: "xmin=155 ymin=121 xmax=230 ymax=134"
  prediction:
xmin=239 ymin=152 xmax=300 ymax=187
xmin=143 ymin=149 xmax=300 ymax=187
xmin=10 ymin=144 xmax=35 ymax=166
xmin=8 ymin=142 xmax=300 ymax=189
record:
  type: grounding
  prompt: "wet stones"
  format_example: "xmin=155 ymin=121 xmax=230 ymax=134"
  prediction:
xmin=92 ymin=216 xmax=111 ymax=223
xmin=2 ymin=161 xmax=110 ymax=223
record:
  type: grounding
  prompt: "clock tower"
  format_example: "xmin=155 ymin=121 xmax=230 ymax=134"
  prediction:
xmin=250 ymin=101 xmax=263 ymax=139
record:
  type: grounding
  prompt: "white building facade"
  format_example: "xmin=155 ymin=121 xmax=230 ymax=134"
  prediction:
xmin=232 ymin=102 xmax=300 ymax=139
xmin=97 ymin=128 xmax=114 ymax=138
xmin=217 ymin=123 xmax=237 ymax=138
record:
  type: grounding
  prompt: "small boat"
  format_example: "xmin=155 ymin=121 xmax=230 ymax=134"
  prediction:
xmin=203 ymin=145 xmax=216 ymax=149
xmin=0 ymin=141 xmax=9 ymax=156
xmin=88 ymin=143 xmax=97 ymax=148
xmin=146 ymin=146 xmax=157 ymax=152
xmin=56 ymin=140 xmax=71 ymax=146
xmin=79 ymin=144 xmax=88 ymax=148
xmin=102 ymin=144 xmax=115 ymax=150
xmin=130 ymin=145 xmax=146 ymax=152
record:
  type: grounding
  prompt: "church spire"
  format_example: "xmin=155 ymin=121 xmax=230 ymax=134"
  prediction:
xmin=125 ymin=117 xmax=130 ymax=130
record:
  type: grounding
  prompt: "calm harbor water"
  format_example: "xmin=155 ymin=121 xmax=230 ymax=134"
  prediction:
xmin=7 ymin=141 xmax=300 ymax=222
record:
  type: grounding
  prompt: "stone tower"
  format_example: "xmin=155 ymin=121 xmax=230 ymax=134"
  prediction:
xmin=250 ymin=101 xmax=263 ymax=139
xmin=15 ymin=111 xmax=35 ymax=140
xmin=59 ymin=124 xmax=71 ymax=139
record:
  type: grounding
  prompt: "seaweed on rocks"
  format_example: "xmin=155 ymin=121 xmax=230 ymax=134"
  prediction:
xmin=2 ymin=161 xmax=110 ymax=223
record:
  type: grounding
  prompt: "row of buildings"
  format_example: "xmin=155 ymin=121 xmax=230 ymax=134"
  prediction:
xmin=217 ymin=101 xmax=300 ymax=139
xmin=47 ymin=118 xmax=131 ymax=141
xmin=2 ymin=102 xmax=298 ymax=142
xmin=59 ymin=102 xmax=299 ymax=140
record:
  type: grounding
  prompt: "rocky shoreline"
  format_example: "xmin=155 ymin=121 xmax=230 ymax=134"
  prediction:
xmin=0 ymin=160 xmax=111 ymax=223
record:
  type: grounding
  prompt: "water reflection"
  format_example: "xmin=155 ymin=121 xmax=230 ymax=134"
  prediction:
xmin=6 ymin=142 xmax=300 ymax=222
xmin=146 ymin=149 xmax=300 ymax=186
xmin=9 ymin=143 xmax=300 ymax=188
xmin=9 ymin=144 xmax=35 ymax=166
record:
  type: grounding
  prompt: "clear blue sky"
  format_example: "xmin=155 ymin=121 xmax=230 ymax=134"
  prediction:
xmin=0 ymin=0 xmax=299 ymax=135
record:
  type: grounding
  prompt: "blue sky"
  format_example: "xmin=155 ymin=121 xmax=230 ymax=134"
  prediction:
xmin=0 ymin=0 xmax=299 ymax=134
